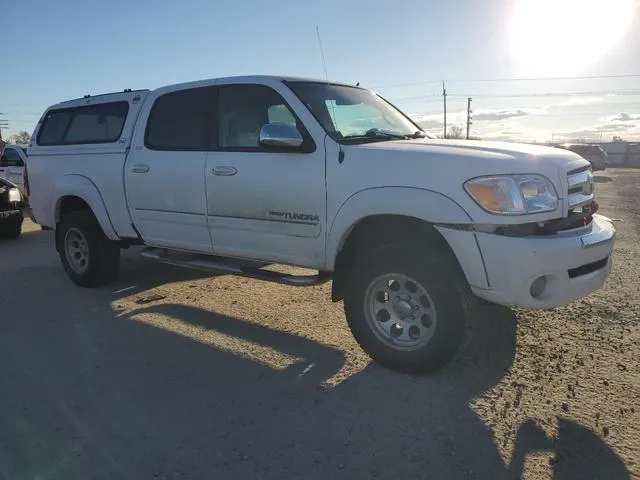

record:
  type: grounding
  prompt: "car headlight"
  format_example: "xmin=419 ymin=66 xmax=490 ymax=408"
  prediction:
xmin=8 ymin=187 xmax=22 ymax=203
xmin=464 ymin=174 xmax=558 ymax=214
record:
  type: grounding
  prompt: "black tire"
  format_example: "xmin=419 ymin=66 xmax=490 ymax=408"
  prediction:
xmin=0 ymin=216 xmax=23 ymax=239
xmin=344 ymin=242 xmax=470 ymax=374
xmin=56 ymin=210 xmax=120 ymax=288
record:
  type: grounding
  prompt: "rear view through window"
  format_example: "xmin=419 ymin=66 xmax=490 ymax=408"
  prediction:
xmin=37 ymin=102 xmax=129 ymax=146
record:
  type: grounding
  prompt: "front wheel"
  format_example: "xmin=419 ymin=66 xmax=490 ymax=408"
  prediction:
xmin=344 ymin=242 xmax=470 ymax=374
xmin=57 ymin=210 xmax=120 ymax=287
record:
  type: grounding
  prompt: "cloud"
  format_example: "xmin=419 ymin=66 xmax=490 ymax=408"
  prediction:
xmin=473 ymin=109 xmax=530 ymax=121
xmin=610 ymin=112 xmax=640 ymax=122
xmin=417 ymin=119 xmax=443 ymax=129
xmin=594 ymin=123 xmax=635 ymax=132
xmin=557 ymin=96 xmax=603 ymax=107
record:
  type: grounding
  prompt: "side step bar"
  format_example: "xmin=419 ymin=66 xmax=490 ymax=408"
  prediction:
xmin=140 ymin=248 xmax=331 ymax=287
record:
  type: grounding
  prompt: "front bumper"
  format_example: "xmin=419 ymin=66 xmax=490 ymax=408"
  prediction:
xmin=0 ymin=209 xmax=22 ymax=220
xmin=470 ymin=214 xmax=615 ymax=309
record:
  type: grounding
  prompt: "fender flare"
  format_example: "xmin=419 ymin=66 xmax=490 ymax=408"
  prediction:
xmin=52 ymin=174 xmax=119 ymax=240
xmin=325 ymin=186 xmax=474 ymax=270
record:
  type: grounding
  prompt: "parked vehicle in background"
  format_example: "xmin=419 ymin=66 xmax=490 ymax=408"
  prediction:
xmin=26 ymin=75 xmax=616 ymax=374
xmin=0 ymin=144 xmax=28 ymax=195
xmin=555 ymin=143 xmax=607 ymax=171
xmin=0 ymin=177 xmax=25 ymax=239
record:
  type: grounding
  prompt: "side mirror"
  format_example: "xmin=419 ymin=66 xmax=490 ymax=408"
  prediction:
xmin=259 ymin=123 xmax=304 ymax=149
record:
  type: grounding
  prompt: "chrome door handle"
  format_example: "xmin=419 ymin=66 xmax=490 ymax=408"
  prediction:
xmin=213 ymin=166 xmax=237 ymax=176
xmin=131 ymin=164 xmax=150 ymax=173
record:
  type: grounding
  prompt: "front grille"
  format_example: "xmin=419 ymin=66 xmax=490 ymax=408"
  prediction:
xmin=567 ymin=166 xmax=594 ymax=210
xmin=568 ymin=256 xmax=609 ymax=278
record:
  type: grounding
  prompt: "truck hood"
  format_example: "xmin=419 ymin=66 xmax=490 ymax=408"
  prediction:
xmin=336 ymin=138 xmax=592 ymax=226
xmin=357 ymin=138 xmax=589 ymax=170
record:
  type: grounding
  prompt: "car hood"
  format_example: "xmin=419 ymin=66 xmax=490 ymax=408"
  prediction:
xmin=334 ymin=138 xmax=592 ymax=225
xmin=356 ymin=138 xmax=589 ymax=170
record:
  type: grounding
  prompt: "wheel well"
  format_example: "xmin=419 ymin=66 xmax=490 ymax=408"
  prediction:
xmin=331 ymin=215 xmax=459 ymax=302
xmin=56 ymin=196 xmax=90 ymax=223
xmin=55 ymin=196 xmax=92 ymax=252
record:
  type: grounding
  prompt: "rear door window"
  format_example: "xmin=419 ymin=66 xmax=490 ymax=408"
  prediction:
xmin=145 ymin=87 xmax=213 ymax=151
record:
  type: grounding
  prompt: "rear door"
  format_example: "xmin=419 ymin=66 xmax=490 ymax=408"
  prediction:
xmin=125 ymin=85 xmax=215 ymax=252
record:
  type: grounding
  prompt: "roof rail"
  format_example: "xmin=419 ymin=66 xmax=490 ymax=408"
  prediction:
xmin=73 ymin=88 xmax=149 ymax=102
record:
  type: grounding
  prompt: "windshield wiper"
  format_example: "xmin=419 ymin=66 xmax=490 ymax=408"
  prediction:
xmin=408 ymin=131 xmax=426 ymax=139
xmin=342 ymin=128 xmax=409 ymax=142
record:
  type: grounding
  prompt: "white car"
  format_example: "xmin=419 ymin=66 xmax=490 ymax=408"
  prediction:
xmin=25 ymin=76 xmax=615 ymax=374
xmin=0 ymin=143 xmax=28 ymax=196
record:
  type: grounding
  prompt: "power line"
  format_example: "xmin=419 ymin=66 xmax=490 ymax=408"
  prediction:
xmin=392 ymin=90 xmax=640 ymax=102
xmin=371 ymin=73 xmax=640 ymax=89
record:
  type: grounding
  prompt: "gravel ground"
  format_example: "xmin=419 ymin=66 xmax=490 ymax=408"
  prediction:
xmin=0 ymin=169 xmax=638 ymax=480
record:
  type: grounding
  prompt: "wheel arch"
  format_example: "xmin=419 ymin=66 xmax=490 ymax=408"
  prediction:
xmin=53 ymin=175 xmax=118 ymax=241
xmin=327 ymin=187 xmax=487 ymax=301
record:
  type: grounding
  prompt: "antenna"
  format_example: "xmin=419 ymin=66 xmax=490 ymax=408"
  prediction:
xmin=316 ymin=26 xmax=330 ymax=84
xmin=315 ymin=26 xmax=343 ymax=163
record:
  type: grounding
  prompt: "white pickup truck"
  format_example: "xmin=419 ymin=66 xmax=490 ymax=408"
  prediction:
xmin=26 ymin=76 xmax=615 ymax=374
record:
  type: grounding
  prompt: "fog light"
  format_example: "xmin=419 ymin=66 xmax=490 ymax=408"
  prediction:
xmin=530 ymin=276 xmax=547 ymax=299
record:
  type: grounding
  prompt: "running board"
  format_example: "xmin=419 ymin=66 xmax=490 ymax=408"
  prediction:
xmin=140 ymin=248 xmax=331 ymax=287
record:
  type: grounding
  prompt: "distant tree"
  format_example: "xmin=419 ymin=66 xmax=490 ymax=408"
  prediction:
xmin=10 ymin=130 xmax=31 ymax=145
xmin=446 ymin=125 xmax=464 ymax=139
xmin=612 ymin=135 xmax=625 ymax=143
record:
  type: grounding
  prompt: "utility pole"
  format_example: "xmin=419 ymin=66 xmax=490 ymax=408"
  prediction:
xmin=442 ymin=81 xmax=447 ymax=139
xmin=0 ymin=113 xmax=9 ymax=144
xmin=466 ymin=97 xmax=472 ymax=140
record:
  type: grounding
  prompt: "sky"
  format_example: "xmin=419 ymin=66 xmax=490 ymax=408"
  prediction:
xmin=2 ymin=0 xmax=640 ymax=143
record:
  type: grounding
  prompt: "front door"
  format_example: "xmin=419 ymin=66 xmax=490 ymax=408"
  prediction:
xmin=205 ymin=83 xmax=326 ymax=268
xmin=125 ymin=86 xmax=214 ymax=252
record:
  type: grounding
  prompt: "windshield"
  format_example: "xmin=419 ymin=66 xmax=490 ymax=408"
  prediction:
xmin=286 ymin=82 xmax=426 ymax=143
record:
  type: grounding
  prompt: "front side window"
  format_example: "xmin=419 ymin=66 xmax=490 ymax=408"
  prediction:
xmin=217 ymin=84 xmax=299 ymax=149
xmin=287 ymin=82 xmax=424 ymax=143
xmin=145 ymin=87 xmax=212 ymax=151
xmin=37 ymin=102 xmax=128 ymax=146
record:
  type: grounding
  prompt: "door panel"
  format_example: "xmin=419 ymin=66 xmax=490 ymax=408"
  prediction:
xmin=205 ymin=84 xmax=326 ymax=267
xmin=125 ymin=86 xmax=214 ymax=252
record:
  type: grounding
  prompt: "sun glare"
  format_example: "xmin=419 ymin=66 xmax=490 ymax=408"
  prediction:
xmin=508 ymin=0 xmax=635 ymax=74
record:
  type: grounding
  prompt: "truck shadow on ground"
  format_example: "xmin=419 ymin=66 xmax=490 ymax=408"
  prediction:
xmin=0 ymin=241 xmax=630 ymax=480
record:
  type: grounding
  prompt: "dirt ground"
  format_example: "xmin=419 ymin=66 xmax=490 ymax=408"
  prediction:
xmin=0 ymin=169 xmax=638 ymax=479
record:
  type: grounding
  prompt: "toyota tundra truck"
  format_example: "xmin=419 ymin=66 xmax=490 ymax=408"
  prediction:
xmin=25 ymin=76 xmax=616 ymax=374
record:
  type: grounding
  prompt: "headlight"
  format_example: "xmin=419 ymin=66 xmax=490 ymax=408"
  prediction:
xmin=8 ymin=187 xmax=22 ymax=203
xmin=464 ymin=174 xmax=558 ymax=214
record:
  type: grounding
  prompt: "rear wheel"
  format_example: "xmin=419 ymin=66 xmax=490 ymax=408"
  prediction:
xmin=344 ymin=242 xmax=470 ymax=374
xmin=57 ymin=210 xmax=120 ymax=287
